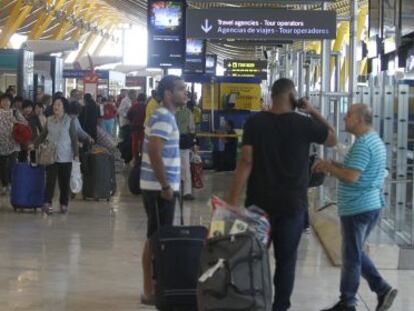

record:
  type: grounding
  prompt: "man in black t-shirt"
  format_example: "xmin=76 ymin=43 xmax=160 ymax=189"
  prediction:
xmin=228 ymin=78 xmax=337 ymax=311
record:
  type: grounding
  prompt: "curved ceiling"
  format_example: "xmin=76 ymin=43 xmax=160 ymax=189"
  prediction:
xmin=0 ymin=0 xmax=367 ymax=63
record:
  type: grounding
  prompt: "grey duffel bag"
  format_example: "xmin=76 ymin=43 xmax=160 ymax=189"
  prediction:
xmin=197 ymin=232 xmax=272 ymax=311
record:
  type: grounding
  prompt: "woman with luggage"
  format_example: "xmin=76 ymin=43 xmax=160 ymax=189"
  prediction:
xmin=33 ymin=97 xmax=79 ymax=214
xmin=0 ymin=94 xmax=18 ymax=196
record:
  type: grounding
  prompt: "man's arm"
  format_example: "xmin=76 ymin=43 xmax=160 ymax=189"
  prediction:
xmin=309 ymin=108 xmax=337 ymax=147
xmin=147 ymin=136 xmax=169 ymax=188
xmin=313 ymin=160 xmax=360 ymax=183
xmin=227 ymin=145 xmax=253 ymax=206
xmin=300 ymin=99 xmax=337 ymax=147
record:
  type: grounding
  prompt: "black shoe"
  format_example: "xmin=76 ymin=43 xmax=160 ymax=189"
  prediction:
xmin=321 ymin=301 xmax=356 ymax=311
xmin=376 ymin=288 xmax=398 ymax=311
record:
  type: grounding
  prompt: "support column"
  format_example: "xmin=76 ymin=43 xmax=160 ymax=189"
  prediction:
xmin=348 ymin=0 xmax=359 ymax=103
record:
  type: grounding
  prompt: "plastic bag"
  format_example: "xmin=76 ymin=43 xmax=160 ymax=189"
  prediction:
xmin=208 ymin=196 xmax=271 ymax=246
xmin=70 ymin=160 xmax=83 ymax=193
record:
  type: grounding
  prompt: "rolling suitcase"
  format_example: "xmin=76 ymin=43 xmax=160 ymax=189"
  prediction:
xmin=82 ymin=151 xmax=116 ymax=201
xmin=151 ymin=185 xmax=207 ymax=311
xmin=11 ymin=161 xmax=45 ymax=212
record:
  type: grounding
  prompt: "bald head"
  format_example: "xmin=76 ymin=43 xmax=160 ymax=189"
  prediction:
xmin=351 ymin=103 xmax=373 ymax=126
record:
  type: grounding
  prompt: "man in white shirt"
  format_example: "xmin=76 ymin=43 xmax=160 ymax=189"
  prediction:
xmin=118 ymin=90 xmax=137 ymax=142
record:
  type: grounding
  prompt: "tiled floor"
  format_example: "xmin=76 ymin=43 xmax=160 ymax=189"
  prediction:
xmin=0 ymin=171 xmax=412 ymax=310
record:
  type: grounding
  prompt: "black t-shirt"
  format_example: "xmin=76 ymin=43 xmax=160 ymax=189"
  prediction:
xmin=242 ymin=111 xmax=328 ymax=216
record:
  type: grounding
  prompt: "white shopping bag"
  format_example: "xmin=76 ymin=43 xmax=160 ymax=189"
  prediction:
xmin=70 ymin=160 xmax=83 ymax=193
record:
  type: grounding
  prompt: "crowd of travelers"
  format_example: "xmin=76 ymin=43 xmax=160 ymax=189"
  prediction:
xmin=0 ymin=75 xmax=398 ymax=311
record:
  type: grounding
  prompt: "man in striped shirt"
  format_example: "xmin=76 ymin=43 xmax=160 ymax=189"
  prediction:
xmin=314 ymin=104 xmax=397 ymax=311
xmin=139 ymin=75 xmax=187 ymax=305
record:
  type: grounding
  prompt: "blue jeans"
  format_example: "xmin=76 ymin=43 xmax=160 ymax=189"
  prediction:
xmin=270 ymin=211 xmax=305 ymax=311
xmin=340 ymin=209 xmax=391 ymax=306
xmin=103 ymin=119 xmax=115 ymax=135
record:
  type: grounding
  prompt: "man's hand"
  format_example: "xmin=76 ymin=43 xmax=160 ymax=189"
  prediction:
xmin=312 ymin=159 xmax=332 ymax=174
xmin=298 ymin=97 xmax=316 ymax=115
xmin=161 ymin=186 xmax=174 ymax=201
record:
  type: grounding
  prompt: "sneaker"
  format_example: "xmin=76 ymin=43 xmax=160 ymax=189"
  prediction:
xmin=183 ymin=194 xmax=195 ymax=201
xmin=376 ymin=288 xmax=398 ymax=311
xmin=42 ymin=204 xmax=53 ymax=215
xmin=321 ymin=301 xmax=356 ymax=311
xmin=140 ymin=294 xmax=155 ymax=306
xmin=60 ymin=205 xmax=68 ymax=214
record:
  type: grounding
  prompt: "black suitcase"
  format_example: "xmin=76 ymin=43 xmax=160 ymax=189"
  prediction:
xmin=150 ymin=187 xmax=207 ymax=311
xmin=82 ymin=152 xmax=116 ymax=201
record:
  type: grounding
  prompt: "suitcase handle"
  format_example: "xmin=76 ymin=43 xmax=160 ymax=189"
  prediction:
xmin=154 ymin=180 xmax=185 ymax=233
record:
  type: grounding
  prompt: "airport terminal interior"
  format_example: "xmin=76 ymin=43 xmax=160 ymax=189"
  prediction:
xmin=0 ymin=0 xmax=414 ymax=310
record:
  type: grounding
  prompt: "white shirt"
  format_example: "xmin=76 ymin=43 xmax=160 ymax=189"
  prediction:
xmin=118 ymin=97 xmax=132 ymax=127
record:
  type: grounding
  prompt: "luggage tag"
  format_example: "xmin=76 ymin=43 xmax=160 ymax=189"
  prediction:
xmin=199 ymin=258 xmax=225 ymax=283
xmin=210 ymin=220 xmax=225 ymax=238
xmin=230 ymin=219 xmax=248 ymax=235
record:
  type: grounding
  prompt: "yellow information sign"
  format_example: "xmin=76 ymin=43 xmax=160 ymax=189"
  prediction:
xmin=201 ymin=83 xmax=219 ymax=110
xmin=220 ymin=83 xmax=261 ymax=111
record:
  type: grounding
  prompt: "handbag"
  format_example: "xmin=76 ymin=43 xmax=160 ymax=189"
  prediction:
xmin=308 ymin=153 xmax=326 ymax=188
xmin=179 ymin=133 xmax=195 ymax=150
xmin=12 ymin=123 xmax=32 ymax=145
xmin=37 ymin=141 xmax=56 ymax=166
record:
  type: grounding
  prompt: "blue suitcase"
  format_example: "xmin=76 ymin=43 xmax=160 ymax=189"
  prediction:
xmin=11 ymin=163 xmax=45 ymax=212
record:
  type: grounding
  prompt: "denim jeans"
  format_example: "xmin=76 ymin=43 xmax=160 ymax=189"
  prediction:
xmin=270 ymin=210 xmax=305 ymax=311
xmin=340 ymin=209 xmax=391 ymax=306
xmin=102 ymin=119 xmax=115 ymax=135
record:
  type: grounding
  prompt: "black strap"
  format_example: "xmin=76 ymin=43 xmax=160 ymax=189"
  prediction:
xmin=180 ymin=179 xmax=184 ymax=226
xmin=155 ymin=180 xmax=184 ymax=234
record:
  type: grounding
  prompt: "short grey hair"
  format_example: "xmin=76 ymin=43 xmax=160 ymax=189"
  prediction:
xmin=355 ymin=104 xmax=373 ymax=126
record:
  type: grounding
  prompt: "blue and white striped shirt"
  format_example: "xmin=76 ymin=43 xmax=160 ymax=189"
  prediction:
xmin=337 ymin=131 xmax=386 ymax=216
xmin=140 ymin=107 xmax=181 ymax=191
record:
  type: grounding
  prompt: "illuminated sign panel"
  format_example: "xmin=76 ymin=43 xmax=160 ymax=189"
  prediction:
xmin=187 ymin=9 xmax=336 ymax=40
xmin=224 ymin=60 xmax=267 ymax=79
xmin=147 ymin=0 xmax=185 ymax=68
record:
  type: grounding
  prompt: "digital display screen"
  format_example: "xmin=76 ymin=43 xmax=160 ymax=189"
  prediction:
xmin=147 ymin=1 xmax=185 ymax=68
xmin=382 ymin=0 xmax=395 ymax=38
xmin=369 ymin=0 xmax=380 ymax=37
xmin=401 ymin=0 xmax=414 ymax=37
xmin=205 ymin=54 xmax=217 ymax=74
xmin=184 ymin=38 xmax=205 ymax=73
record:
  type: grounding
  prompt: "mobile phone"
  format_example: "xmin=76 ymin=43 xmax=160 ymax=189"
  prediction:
xmin=289 ymin=93 xmax=299 ymax=109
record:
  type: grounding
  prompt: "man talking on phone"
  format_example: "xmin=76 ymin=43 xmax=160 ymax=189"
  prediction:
xmin=228 ymin=78 xmax=337 ymax=311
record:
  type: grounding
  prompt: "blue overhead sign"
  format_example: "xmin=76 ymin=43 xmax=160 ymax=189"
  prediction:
xmin=63 ymin=70 xmax=110 ymax=79
xmin=187 ymin=9 xmax=336 ymax=40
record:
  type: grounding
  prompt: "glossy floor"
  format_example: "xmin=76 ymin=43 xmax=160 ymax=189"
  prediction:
xmin=0 ymin=172 xmax=412 ymax=311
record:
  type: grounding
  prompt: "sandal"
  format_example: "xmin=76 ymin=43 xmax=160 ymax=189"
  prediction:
xmin=42 ymin=204 xmax=53 ymax=215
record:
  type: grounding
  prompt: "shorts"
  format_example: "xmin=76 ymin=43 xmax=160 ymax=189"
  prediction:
xmin=142 ymin=190 xmax=177 ymax=238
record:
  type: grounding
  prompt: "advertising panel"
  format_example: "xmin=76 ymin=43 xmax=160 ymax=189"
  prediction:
xmin=147 ymin=0 xmax=186 ymax=68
